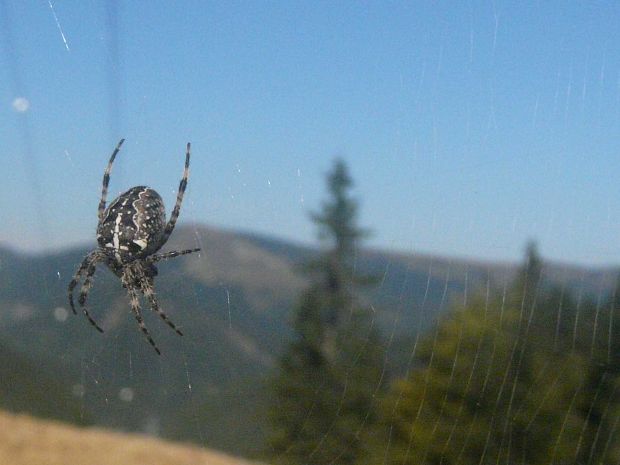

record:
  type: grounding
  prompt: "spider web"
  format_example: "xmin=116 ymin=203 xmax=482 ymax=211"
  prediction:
xmin=0 ymin=2 xmax=619 ymax=465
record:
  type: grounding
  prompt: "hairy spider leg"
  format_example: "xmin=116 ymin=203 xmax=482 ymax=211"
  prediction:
xmin=147 ymin=248 xmax=201 ymax=263
xmin=98 ymin=138 xmax=125 ymax=221
xmin=137 ymin=271 xmax=183 ymax=336
xmin=123 ymin=275 xmax=161 ymax=355
xmin=68 ymin=250 xmax=102 ymax=315
xmin=77 ymin=263 xmax=105 ymax=333
xmin=161 ymin=142 xmax=191 ymax=244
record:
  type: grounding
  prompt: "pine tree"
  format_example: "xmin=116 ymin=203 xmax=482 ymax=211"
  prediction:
xmin=510 ymin=240 xmax=544 ymax=320
xmin=268 ymin=159 xmax=383 ymax=465
xmin=365 ymin=243 xmax=601 ymax=465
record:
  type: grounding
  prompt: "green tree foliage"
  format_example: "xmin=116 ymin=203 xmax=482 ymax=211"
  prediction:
xmin=572 ymin=272 xmax=620 ymax=464
xmin=268 ymin=159 xmax=383 ymax=465
xmin=369 ymin=243 xmax=620 ymax=465
xmin=510 ymin=240 xmax=543 ymax=310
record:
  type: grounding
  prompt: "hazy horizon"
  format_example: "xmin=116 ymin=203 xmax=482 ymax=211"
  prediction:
xmin=2 ymin=1 xmax=620 ymax=265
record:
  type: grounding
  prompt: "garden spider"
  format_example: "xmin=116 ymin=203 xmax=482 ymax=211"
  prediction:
xmin=67 ymin=139 xmax=200 ymax=354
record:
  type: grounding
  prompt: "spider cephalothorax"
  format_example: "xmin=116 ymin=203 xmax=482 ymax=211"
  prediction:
xmin=68 ymin=139 xmax=200 ymax=354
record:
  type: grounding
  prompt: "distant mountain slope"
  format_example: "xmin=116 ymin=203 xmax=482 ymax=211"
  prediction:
xmin=0 ymin=339 xmax=88 ymax=425
xmin=0 ymin=410 xmax=256 ymax=465
xmin=0 ymin=224 xmax=616 ymax=456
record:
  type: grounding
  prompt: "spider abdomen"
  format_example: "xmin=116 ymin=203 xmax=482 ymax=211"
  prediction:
xmin=97 ymin=186 xmax=166 ymax=262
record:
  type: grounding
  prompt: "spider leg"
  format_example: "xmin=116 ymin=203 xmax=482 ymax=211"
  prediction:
xmin=123 ymin=277 xmax=161 ymax=355
xmin=98 ymin=138 xmax=125 ymax=221
xmin=147 ymin=248 xmax=201 ymax=263
xmin=138 ymin=273 xmax=183 ymax=336
xmin=68 ymin=251 xmax=100 ymax=315
xmin=160 ymin=142 xmax=191 ymax=244
xmin=77 ymin=263 xmax=105 ymax=333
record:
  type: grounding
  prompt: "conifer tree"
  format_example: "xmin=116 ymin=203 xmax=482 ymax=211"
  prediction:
xmin=511 ymin=240 xmax=544 ymax=318
xmin=365 ymin=243 xmax=604 ymax=465
xmin=269 ymin=159 xmax=383 ymax=465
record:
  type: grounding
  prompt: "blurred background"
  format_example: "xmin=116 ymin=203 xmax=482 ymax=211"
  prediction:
xmin=0 ymin=1 xmax=619 ymax=464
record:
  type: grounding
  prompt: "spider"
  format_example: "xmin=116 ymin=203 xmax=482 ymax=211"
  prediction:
xmin=67 ymin=139 xmax=200 ymax=354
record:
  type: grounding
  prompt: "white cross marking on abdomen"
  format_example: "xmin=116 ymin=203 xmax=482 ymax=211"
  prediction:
xmin=113 ymin=214 xmax=122 ymax=260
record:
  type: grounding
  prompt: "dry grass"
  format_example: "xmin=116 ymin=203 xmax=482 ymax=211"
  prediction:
xmin=0 ymin=410 xmax=258 ymax=465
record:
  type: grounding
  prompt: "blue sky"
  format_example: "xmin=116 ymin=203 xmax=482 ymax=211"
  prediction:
xmin=1 ymin=1 xmax=620 ymax=265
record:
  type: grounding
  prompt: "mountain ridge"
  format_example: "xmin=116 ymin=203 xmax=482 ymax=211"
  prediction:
xmin=0 ymin=224 xmax=617 ymax=457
